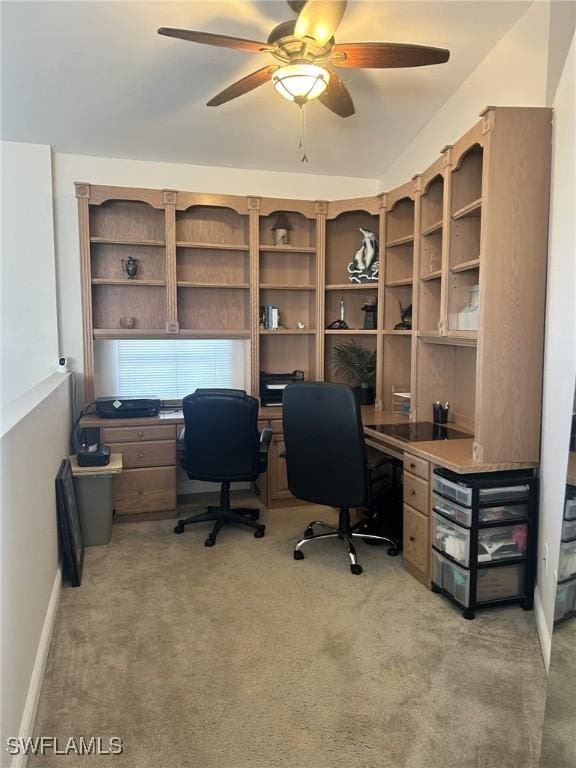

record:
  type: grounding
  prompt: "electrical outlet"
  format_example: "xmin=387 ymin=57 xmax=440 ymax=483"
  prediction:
xmin=543 ymin=542 xmax=549 ymax=576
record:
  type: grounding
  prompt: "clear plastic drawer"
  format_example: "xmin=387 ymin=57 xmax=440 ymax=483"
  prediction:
xmin=479 ymin=484 xmax=530 ymax=503
xmin=565 ymin=496 xmax=576 ymax=520
xmin=431 ymin=550 xmax=470 ymax=607
xmin=477 ymin=524 xmax=528 ymax=562
xmin=433 ymin=493 xmax=472 ymax=527
xmin=476 ymin=564 xmax=524 ymax=602
xmin=433 ymin=476 xmax=472 ymax=506
xmin=558 ymin=539 xmax=576 ymax=582
xmin=562 ymin=517 xmax=576 ymax=542
xmin=554 ymin=577 xmax=576 ymax=622
xmin=434 ymin=474 xmax=530 ymax=507
xmin=432 ymin=512 xmax=471 ymax=566
xmin=433 ymin=493 xmax=528 ymax=528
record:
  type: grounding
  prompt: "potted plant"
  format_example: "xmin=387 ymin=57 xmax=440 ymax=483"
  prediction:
xmin=329 ymin=340 xmax=377 ymax=405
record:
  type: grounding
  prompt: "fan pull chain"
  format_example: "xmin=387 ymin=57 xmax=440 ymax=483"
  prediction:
xmin=298 ymin=104 xmax=309 ymax=163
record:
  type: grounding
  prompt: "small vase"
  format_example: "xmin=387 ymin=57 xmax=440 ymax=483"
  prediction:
xmin=119 ymin=316 xmax=136 ymax=329
xmin=354 ymin=386 xmax=375 ymax=406
xmin=121 ymin=256 xmax=139 ymax=279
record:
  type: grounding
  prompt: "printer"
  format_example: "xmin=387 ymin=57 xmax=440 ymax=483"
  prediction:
xmin=259 ymin=370 xmax=304 ymax=406
xmin=96 ymin=397 xmax=161 ymax=419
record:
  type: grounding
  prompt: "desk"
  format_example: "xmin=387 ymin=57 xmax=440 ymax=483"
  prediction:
xmin=81 ymin=407 xmax=537 ymax=585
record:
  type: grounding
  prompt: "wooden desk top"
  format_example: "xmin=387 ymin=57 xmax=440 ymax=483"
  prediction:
xmin=69 ymin=453 xmax=123 ymax=475
xmin=80 ymin=408 xmax=536 ymax=475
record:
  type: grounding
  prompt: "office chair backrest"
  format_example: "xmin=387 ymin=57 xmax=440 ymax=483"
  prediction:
xmin=182 ymin=389 xmax=260 ymax=481
xmin=282 ymin=382 xmax=369 ymax=508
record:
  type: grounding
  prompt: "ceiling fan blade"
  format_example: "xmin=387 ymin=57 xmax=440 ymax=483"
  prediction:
xmin=332 ymin=42 xmax=450 ymax=68
xmin=318 ymin=72 xmax=355 ymax=118
xmin=294 ymin=0 xmax=347 ymax=46
xmin=207 ymin=65 xmax=278 ymax=107
xmin=158 ymin=28 xmax=266 ymax=53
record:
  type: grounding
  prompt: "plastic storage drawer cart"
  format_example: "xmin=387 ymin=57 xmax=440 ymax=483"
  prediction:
xmin=431 ymin=468 xmax=537 ymax=620
xmin=555 ymin=487 xmax=576 ymax=624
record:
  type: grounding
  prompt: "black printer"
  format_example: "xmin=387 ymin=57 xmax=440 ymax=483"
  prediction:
xmin=259 ymin=371 xmax=304 ymax=406
xmin=96 ymin=397 xmax=161 ymax=418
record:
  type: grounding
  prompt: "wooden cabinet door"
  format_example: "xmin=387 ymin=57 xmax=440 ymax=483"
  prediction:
xmin=269 ymin=437 xmax=293 ymax=503
xmin=403 ymin=503 xmax=430 ymax=583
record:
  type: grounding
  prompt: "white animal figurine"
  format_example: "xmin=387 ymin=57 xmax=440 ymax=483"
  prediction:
xmin=348 ymin=228 xmax=379 ymax=283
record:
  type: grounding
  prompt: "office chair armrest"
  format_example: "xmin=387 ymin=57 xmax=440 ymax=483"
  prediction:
xmin=259 ymin=427 xmax=272 ymax=450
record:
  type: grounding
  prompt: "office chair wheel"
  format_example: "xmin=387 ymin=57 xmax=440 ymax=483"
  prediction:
xmin=205 ymin=537 xmax=216 ymax=547
xmin=293 ymin=549 xmax=304 ymax=560
xmin=174 ymin=523 xmax=185 ymax=534
xmin=350 ymin=564 xmax=363 ymax=575
xmin=254 ymin=526 xmax=265 ymax=538
xmin=387 ymin=545 xmax=400 ymax=557
xmin=463 ymin=609 xmax=475 ymax=621
xmin=304 ymin=527 xmax=314 ymax=538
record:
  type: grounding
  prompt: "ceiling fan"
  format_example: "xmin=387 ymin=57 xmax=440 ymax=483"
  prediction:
xmin=158 ymin=0 xmax=450 ymax=118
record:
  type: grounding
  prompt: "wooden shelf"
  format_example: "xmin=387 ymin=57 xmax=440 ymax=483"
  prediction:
xmin=259 ymin=283 xmax=315 ymax=291
xmin=324 ymin=329 xmax=377 ymax=335
xmin=420 ymin=270 xmax=442 ymax=282
xmin=385 ymin=234 xmax=414 ymax=248
xmin=91 ymin=279 xmax=166 ymax=286
xmin=259 ymin=329 xmax=315 ymax=335
xmin=418 ymin=331 xmax=477 ymax=347
xmin=452 ymin=198 xmax=482 ymax=220
xmin=93 ymin=328 xmax=251 ymax=340
xmin=384 ymin=330 xmax=412 ymax=336
xmin=259 ymin=245 xmax=315 ymax=254
xmin=90 ymin=237 xmax=165 ymax=247
xmin=177 ymin=281 xmax=249 ymax=289
xmin=325 ymin=283 xmax=378 ymax=291
xmin=386 ymin=278 xmax=413 ymax=287
xmin=451 ymin=258 xmax=480 ymax=273
xmin=421 ymin=219 xmax=443 ymax=237
xmin=176 ymin=241 xmax=249 ymax=251
xmin=93 ymin=328 xmax=168 ymax=339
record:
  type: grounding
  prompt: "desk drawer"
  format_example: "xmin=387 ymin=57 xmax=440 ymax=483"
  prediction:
xmin=115 ymin=440 xmax=176 ymax=469
xmin=403 ymin=471 xmax=429 ymax=515
xmin=114 ymin=467 xmax=176 ymax=514
xmin=403 ymin=504 xmax=429 ymax=578
xmin=404 ymin=453 xmax=429 ymax=481
xmin=102 ymin=425 xmax=177 ymax=443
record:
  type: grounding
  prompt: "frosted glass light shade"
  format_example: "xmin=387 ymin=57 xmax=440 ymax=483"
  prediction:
xmin=272 ymin=64 xmax=330 ymax=103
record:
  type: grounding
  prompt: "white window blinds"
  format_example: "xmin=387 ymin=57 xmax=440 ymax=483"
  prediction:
xmin=115 ymin=339 xmax=244 ymax=400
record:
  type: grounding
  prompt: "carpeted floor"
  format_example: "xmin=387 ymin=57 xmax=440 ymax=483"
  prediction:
xmin=30 ymin=501 xmax=546 ymax=768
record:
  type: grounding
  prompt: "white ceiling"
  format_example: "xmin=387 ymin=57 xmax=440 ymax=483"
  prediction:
xmin=1 ymin=1 xmax=530 ymax=177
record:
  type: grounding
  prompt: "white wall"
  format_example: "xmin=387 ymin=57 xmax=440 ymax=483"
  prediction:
xmin=1 ymin=376 xmax=71 ymax=762
xmin=1 ymin=142 xmax=59 ymax=408
xmin=536 ymin=32 xmax=576 ymax=663
xmin=378 ymin=1 xmax=551 ymax=190
xmin=52 ymin=153 xmax=377 ymax=389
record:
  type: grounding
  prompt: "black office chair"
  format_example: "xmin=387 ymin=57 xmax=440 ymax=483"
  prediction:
xmin=283 ymin=382 xmax=399 ymax=574
xmin=174 ymin=389 xmax=272 ymax=546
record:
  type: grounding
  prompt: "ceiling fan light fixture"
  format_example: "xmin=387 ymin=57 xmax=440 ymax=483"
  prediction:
xmin=272 ymin=63 xmax=330 ymax=104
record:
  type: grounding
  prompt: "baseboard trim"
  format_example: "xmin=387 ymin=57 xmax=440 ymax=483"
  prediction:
xmin=11 ymin=569 xmax=62 ymax=768
xmin=534 ymin=586 xmax=551 ymax=674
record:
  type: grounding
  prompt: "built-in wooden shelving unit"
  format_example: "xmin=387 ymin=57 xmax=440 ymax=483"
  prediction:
xmin=76 ymin=107 xmax=552 ymax=465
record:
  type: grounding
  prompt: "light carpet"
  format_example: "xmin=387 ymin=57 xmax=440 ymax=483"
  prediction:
xmin=29 ymin=502 xmax=546 ymax=768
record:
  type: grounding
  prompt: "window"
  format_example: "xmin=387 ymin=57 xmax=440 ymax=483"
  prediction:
xmin=111 ymin=339 xmax=246 ymax=400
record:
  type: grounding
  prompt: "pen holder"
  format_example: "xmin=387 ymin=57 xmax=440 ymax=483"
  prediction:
xmin=433 ymin=403 xmax=449 ymax=424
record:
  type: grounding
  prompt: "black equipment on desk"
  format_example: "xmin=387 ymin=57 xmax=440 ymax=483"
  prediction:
xmin=260 ymin=370 xmax=304 ymax=406
xmin=96 ymin=397 xmax=161 ymax=419
xmin=77 ymin=442 xmax=111 ymax=467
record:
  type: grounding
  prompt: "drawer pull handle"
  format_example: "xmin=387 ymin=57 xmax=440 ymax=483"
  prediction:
xmin=410 ymin=489 xmax=416 ymax=496
xmin=137 ymin=452 xmax=144 ymax=458
xmin=138 ymin=488 xmax=144 ymax=495
xmin=410 ymin=463 xmax=416 ymax=469
xmin=138 ymin=431 xmax=144 ymax=438
xmin=409 ymin=535 xmax=415 ymax=542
